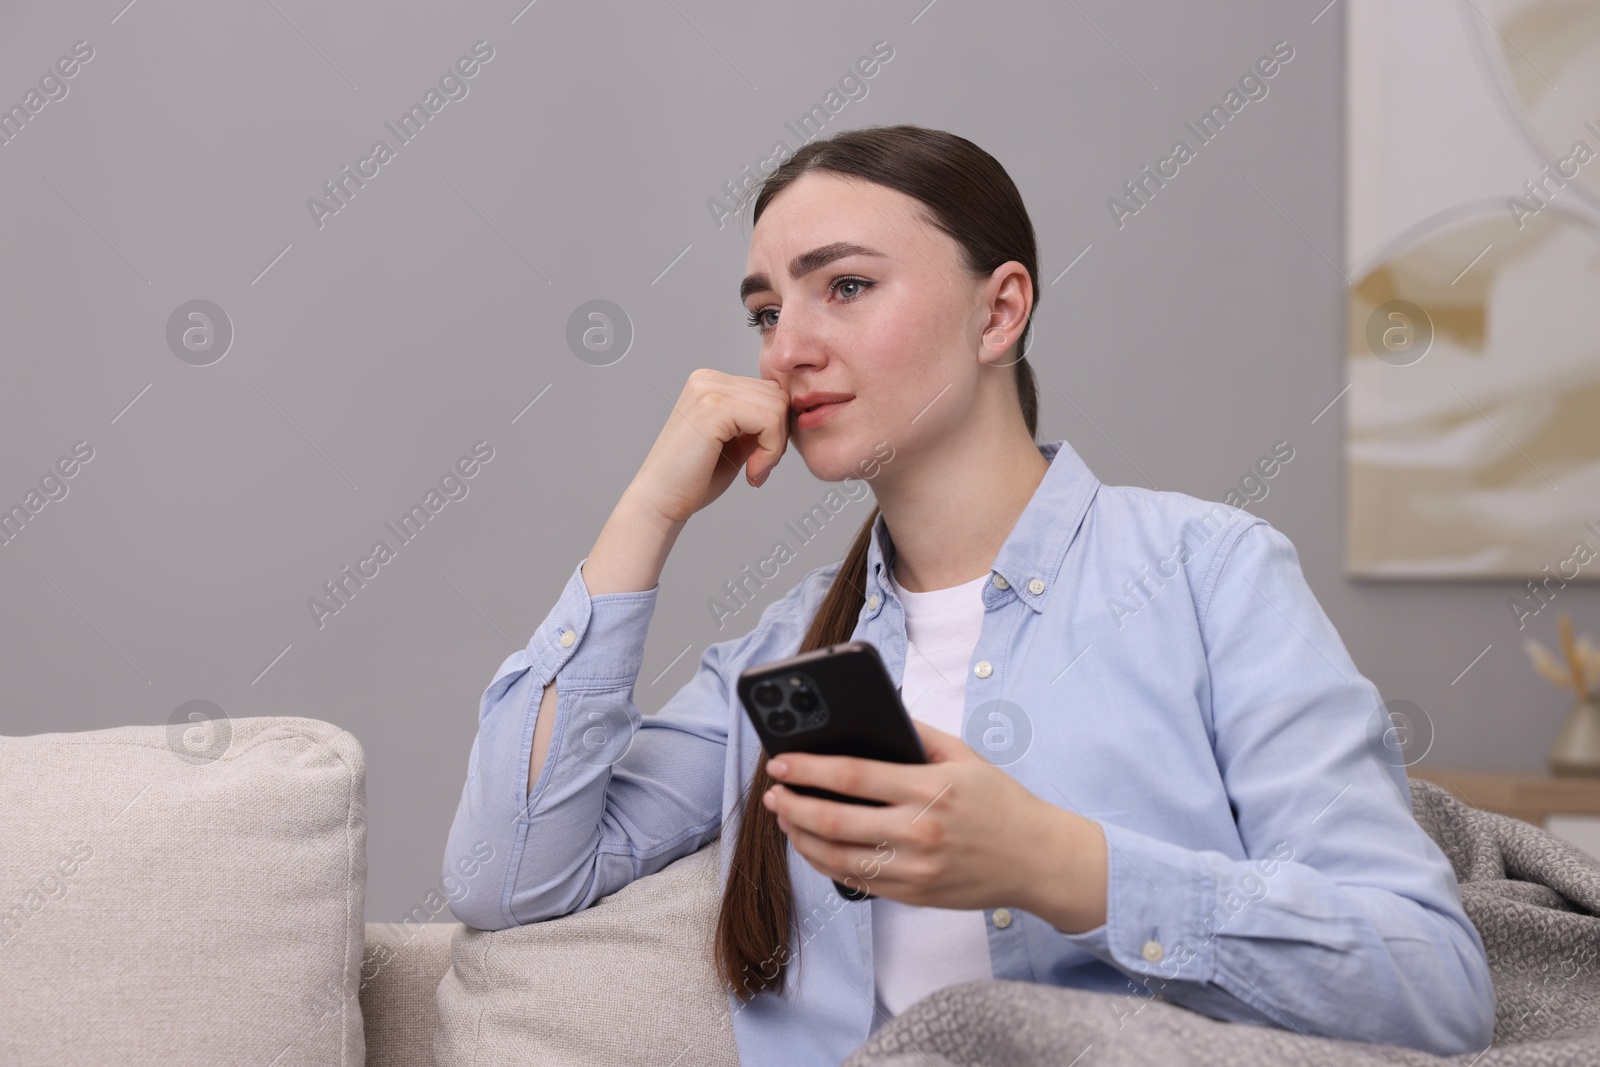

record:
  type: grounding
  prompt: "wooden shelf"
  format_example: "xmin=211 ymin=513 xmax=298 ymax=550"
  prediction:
xmin=1408 ymin=767 xmax=1600 ymax=827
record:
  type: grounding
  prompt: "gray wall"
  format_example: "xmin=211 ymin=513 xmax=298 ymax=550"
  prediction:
xmin=2 ymin=1 xmax=1590 ymax=924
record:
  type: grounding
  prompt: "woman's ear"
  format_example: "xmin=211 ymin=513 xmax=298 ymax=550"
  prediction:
xmin=977 ymin=261 xmax=1033 ymax=367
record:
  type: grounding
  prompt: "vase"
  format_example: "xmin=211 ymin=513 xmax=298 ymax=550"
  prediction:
xmin=1548 ymin=696 xmax=1600 ymax=777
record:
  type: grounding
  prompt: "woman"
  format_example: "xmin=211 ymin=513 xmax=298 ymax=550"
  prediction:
xmin=443 ymin=124 xmax=1495 ymax=1064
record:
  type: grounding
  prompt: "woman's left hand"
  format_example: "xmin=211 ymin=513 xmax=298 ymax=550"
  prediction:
xmin=763 ymin=719 xmax=1108 ymax=930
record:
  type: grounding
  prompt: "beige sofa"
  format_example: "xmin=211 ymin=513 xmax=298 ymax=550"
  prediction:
xmin=12 ymin=714 xmax=1572 ymax=1066
xmin=0 ymin=715 xmax=742 ymax=1066
xmin=359 ymin=922 xmax=456 ymax=1065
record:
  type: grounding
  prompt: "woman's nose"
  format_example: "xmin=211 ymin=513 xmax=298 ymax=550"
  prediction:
xmin=763 ymin=316 xmax=827 ymax=377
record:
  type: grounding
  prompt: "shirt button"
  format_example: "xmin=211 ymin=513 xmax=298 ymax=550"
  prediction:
xmin=992 ymin=908 xmax=1012 ymax=929
xmin=1141 ymin=939 xmax=1164 ymax=963
xmin=974 ymin=661 xmax=992 ymax=679
xmin=992 ymin=574 xmax=1009 ymax=590
xmin=867 ymin=594 xmax=880 ymax=610
xmin=559 ymin=629 xmax=576 ymax=647
xmin=1028 ymin=578 xmax=1045 ymax=595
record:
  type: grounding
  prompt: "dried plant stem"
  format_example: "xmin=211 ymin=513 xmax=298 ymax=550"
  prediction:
xmin=1559 ymin=614 xmax=1587 ymax=701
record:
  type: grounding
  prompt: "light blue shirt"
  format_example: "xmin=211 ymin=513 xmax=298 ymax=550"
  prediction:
xmin=443 ymin=437 xmax=1496 ymax=1065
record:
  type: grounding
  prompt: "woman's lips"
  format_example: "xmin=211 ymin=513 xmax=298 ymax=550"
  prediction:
xmin=797 ymin=398 xmax=851 ymax=430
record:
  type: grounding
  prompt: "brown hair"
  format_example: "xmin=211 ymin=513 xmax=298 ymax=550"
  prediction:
xmin=714 ymin=124 xmax=1043 ymax=1001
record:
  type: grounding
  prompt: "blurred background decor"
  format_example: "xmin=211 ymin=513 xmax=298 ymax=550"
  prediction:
xmin=1345 ymin=0 xmax=1600 ymax=578
xmin=1524 ymin=612 xmax=1600 ymax=775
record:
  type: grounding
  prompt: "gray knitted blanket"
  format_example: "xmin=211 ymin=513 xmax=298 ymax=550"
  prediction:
xmin=843 ymin=777 xmax=1600 ymax=1066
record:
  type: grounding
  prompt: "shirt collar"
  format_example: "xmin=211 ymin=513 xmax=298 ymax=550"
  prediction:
xmin=865 ymin=438 xmax=1100 ymax=614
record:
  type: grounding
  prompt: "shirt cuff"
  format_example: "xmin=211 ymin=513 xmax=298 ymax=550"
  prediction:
xmin=528 ymin=557 xmax=659 ymax=689
xmin=1055 ymin=819 xmax=1219 ymax=985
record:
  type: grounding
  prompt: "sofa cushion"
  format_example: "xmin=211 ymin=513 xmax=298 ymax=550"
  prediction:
xmin=361 ymin=920 xmax=456 ymax=1067
xmin=0 ymin=716 xmax=366 ymax=1066
xmin=434 ymin=839 xmax=739 ymax=1066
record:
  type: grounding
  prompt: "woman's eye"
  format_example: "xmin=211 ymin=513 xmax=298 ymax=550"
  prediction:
xmin=744 ymin=277 xmax=872 ymax=334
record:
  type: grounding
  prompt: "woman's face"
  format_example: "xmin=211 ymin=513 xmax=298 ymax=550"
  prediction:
xmin=743 ymin=171 xmax=993 ymax=482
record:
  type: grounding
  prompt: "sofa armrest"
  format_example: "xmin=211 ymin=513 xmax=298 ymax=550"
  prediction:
xmin=361 ymin=921 xmax=458 ymax=1067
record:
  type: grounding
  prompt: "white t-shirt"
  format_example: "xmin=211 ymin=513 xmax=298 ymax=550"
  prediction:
xmin=872 ymin=567 xmax=996 ymax=1018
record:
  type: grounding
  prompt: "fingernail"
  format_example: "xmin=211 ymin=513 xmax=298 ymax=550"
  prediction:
xmin=763 ymin=788 xmax=777 ymax=808
xmin=769 ymin=759 xmax=787 ymax=776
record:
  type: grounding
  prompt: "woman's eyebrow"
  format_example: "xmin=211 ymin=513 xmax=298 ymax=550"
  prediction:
xmin=739 ymin=242 xmax=886 ymax=303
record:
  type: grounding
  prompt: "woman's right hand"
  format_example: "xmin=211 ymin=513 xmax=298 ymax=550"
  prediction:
xmin=626 ymin=368 xmax=791 ymax=527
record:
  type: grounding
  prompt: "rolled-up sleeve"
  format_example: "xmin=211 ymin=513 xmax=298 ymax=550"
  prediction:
xmin=1059 ymin=521 xmax=1496 ymax=1057
xmin=443 ymin=556 xmax=731 ymax=930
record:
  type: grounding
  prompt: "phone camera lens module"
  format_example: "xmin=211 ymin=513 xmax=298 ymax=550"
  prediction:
xmin=753 ymin=682 xmax=783 ymax=707
xmin=790 ymin=688 xmax=819 ymax=713
xmin=769 ymin=709 xmax=797 ymax=734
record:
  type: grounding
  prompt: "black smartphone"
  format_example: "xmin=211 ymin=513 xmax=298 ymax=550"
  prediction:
xmin=736 ymin=641 xmax=926 ymax=902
